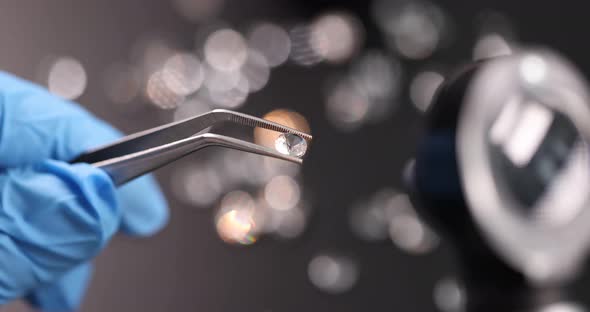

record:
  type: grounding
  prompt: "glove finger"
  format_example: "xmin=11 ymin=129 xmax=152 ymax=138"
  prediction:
xmin=0 ymin=161 xmax=118 ymax=304
xmin=25 ymin=263 xmax=93 ymax=312
xmin=0 ymin=71 xmax=103 ymax=166
xmin=0 ymin=71 xmax=168 ymax=237
xmin=117 ymin=175 xmax=168 ymax=236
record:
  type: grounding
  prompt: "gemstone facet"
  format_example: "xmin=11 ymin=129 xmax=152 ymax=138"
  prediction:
xmin=275 ymin=133 xmax=308 ymax=157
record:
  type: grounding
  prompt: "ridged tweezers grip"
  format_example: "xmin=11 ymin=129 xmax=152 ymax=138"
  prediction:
xmin=215 ymin=110 xmax=312 ymax=141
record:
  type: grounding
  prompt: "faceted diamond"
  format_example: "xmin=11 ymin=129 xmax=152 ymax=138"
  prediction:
xmin=275 ymin=133 xmax=308 ymax=157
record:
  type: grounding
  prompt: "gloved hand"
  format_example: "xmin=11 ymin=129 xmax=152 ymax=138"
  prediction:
xmin=0 ymin=71 xmax=169 ymax=311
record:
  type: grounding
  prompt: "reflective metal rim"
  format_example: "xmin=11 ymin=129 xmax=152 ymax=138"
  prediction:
xmin=457 ymin=49 xmax=590 ymax=283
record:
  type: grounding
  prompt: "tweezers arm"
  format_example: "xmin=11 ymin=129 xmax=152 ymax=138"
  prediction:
xmin=70 ymin=115 xmax=215 ymax=164
xmin=71 ymin=109 xmax=312 ymax=164
xmin=90 ymin=133 xmax=302 ymax=185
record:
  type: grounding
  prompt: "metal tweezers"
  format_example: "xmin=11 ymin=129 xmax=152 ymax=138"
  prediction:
xmin=71 ymin=109 xmax=313 ymax=186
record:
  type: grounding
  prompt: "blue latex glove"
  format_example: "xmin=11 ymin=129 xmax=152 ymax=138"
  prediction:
xmin=0 ymin=72 xmax=169 ymax=311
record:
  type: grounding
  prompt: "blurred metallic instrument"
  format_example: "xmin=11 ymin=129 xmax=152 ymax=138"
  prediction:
xmin=71 ymin=109 xmax=312 ymax=185
xmin=409 ymin=49 xmax=590 ymax=311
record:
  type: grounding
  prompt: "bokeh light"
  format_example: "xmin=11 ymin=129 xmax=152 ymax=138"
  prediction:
xmin=173 ymin=96 xmax=212 ymax=121
xmin=103 ymin=63 xmax=142 ymax=105
xmin=194 ymin=21 xmax=230 ymax=51
xmin=410 ymin=70 xmax=444 ymax=112
xmin=248 ymin=22 xmax=291 ymax=67
xmin=247 ymin=156 xmax=302 ymax=184
xmin=373 ymin=0 xmax=449 ymax=60
xmin=161 ymin=52 xmax=205 ymax=96
xmin=47 ymin=56 xmax=87 ymax=100
xmin=324 ymin=49 xmax=404 ymax=130
xmin=264 ymin=175 xmax=301 ymax=211
xmin=222 ymin=152 xmax=284 ymax=186
xmin=216 ymin=209 xmax=257 ymax=245
xmin=310 ymin=12 xmax=364 ymax=64
xmin=203 ymin=63 xmax=242 ymax=92
xmin=348 ymin=188 xmax=438 ymax=253
xmin=290 ymin=24 xmax=324 ymax=66
xmin=308 ymin=254 xmax=359 ymax=294
xmin=271 ymin=206 xmax=307 ymax=239
xmin=205 ymin=29 xmax=248 ymax=72
xmin=257 ymin=192 xmax=309 ymax=240
xmin=389 ymin=214 xmax=433 ymax=254
xmin=206 ymin=74 xmax=249 ymax=108
xmin=209 ymin=148 xmax=300 ymax=190
xmin=241 ymin=49 xmax=271 ymax=93
xmin=145 ymin=70 xmax=185 ymax=109
xmin=349 ymin=50 xmax=403 ymax=123
xmin=349 ymin=195 xmax=391 ymax=242
xmin=171 ymin=164 xmax=224 ymax=208
xmin=215 ymin=190 xmax=259 ymax=245
xmin=216 ymin=149 xmax=253 ymax=187
xmin=262 ymin=156 xmax=302 ymax=177
xmin=351 ymin=51 xmax=402 ymax=102
xmin=387 ymin=192 xmax=439 ymax=254
xmin=132 ymin=36 xmax=176 ymax=74
xmin=325 ymin=79 xmax=371 ymax=131
xmin=433 ymin=277 xmax=466 ymax=312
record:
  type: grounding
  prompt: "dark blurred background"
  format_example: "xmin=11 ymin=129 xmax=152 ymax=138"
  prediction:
xmin=1 ymin=0 xmax=589 ymax=311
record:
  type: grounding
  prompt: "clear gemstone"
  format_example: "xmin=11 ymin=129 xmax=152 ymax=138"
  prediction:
xmin=275 ymin=133 xmax=308 ymax=157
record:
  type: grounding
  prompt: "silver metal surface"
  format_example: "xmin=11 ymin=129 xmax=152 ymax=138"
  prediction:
xmin=73 ymin=109 xmax=312 ymax=185
xmin=94 ymin=133 xmax=302 ymax=185
xmin=458 ymin=49 xmax=590 ymax=284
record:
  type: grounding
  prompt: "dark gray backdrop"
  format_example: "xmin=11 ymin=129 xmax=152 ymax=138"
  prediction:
xmin=1 ymin=1 xmax=589 ymax=311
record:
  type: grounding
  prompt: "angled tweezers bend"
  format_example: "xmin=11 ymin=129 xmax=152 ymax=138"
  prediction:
xmin=71 ymin=109 xmax=313 ymax=185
